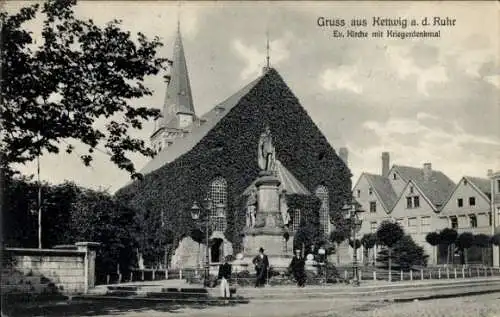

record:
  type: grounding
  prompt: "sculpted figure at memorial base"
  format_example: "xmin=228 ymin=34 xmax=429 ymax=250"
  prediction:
xmin=280 ymin=190 xmax=291 ymax=227
xmin=258 ymin=126 xmax=276 ymax=173
xmin=246 ymin=188 xmax=257 ymax=228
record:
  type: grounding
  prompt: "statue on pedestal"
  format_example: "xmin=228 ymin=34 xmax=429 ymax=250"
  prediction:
xmin=279 ymin=190 xmax=291 ymax=227
xmin=258 ymin=126 xmax=276 ymax=173
xmin=246 ymin=187 xmax=257 ymax=228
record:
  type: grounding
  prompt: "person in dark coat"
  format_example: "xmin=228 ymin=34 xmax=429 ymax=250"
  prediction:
xmin=289 ymin=249 xmax=306 ymax=287
xmin=217 ymin=256 xmax=232 ymax=301
xmin=252 ymin=247 xmax=269 ymax=287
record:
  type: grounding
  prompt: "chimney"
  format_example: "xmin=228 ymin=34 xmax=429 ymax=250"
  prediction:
xmin=488 ymin=169 xmax=493 ymax=177
xmin=338 ymin=147 xmax=348 ymax=166
xmin=381 ymin=152 xmax=390 ymax=177
xmin=423 ymin=163 xmax=432 ymax=181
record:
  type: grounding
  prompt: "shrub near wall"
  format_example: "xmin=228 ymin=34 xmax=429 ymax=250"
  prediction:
xmin=116 ymin=69 xmax=352 ymax=256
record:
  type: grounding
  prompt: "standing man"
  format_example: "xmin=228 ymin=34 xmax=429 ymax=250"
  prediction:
xmin=217 ymin=256 xmax=232 ymax=303
xmin=289 ymin=249 xmax=306 ymax=287
xmin=253 ymin=247 xmax=269 ymax=287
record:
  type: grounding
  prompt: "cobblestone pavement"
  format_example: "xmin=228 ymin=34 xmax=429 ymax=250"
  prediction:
xmin=4 ymin=293 xmax=500 ymax=317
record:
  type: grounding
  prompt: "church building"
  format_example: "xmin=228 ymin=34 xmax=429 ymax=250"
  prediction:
xmin=116 ymin=25 xmax=352 ymax=269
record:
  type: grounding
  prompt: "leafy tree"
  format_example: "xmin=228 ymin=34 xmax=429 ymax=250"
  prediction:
xmin=456 ymin=232 xmax=474 ymax=265
xmin=1 ymin=0 xmax=167 ymax=178
xmin=377 ymin=234 xmax=428 ymax=271
xmin=491 ymin=234 xmax=500 ymax=246
xmin=329 ymin=229 xmax=349 ymax=265
xmin=348 ymin=238 xmax=361 ymax=250
xmin=425 ymin=231 xmax=440 ymax=265
xmin=473 ymin=234 xmax=491 ymax=265
xmin=361 ymin=233 xmax=377 ymax=265
xmin=439 ymin=228 xmax=458 ymax=265
xmin=70 ymin=188 xmax=139 ymax=280
xmin=293 ymin=219 xmax=320 ymax=255
xmin=376 ymin=221 xmax=404 ymax=281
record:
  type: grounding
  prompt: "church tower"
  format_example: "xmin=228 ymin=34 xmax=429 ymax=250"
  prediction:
xmin=151 ymin=22 xmax=196 ymax=153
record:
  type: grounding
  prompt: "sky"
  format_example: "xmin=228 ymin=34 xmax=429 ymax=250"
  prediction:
xmin=5 ymin=1 xmax=500 ymax=193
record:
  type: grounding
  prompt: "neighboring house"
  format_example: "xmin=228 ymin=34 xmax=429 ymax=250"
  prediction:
xmin=352 ymin=153 xmax=456 ymax=265
xmin=440 ymin=176 xmax=492 ymax=235
xmin=388 ymin=164 xmax=456 ymax=265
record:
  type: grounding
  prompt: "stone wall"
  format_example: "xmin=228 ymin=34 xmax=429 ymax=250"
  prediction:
xmin=1 ymin=242 xmax=99 ymax=295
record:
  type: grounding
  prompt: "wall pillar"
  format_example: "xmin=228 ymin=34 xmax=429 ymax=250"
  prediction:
xmin=76 ymin=242 xmax=100 ymax=293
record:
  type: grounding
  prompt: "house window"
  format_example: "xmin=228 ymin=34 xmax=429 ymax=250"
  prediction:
xmin=370 ymin=221 xmax=377 ymax=233
xmin=393 ymin=173 xmax=397 ymax=180
xmin=410 ymin=186 xmax=414 ymax=194
xmin=370 ymin=201 xmax=377 ymax=213
xmin=464 ymin=179 xmax=468 ymax=186
xmin=369 ymin=187 xmax=373 ymax=195
xmin=450 ymin=216 xmax=458 ymax=229
xmin=469 ymin=215 xmax=478 ymax=228
xmin=497 ymin=180 xmax=500 ymax=193
xmin=315 ymin=186 xmax=330 ymax=236
xmin=357 ymin=189 xmax=360 ymax=198
xmin=209 ymin=177 xmax=227 ymax=232
xmin=408 ymin=217 xmax=417 ymax=233
xmin=469 ymin=197 xmax=476 ymax=206
xmin=421 ymin=216 xmax=431 ymax=233
xmin=489 ymin=212 xmax=492 ymax=226
xmin=413 ymin=196 xmax=420 ymax=208
xmin=457 ymin=198 xmax=463 ymax=208
xmin=406 ymin=197 xmax=412 ymax=209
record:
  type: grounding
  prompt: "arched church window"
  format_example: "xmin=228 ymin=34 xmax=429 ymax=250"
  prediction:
xmin=209 ymin=177 xmax=227 ymax=232
xmin=292 ymin=209 xmax=301 ymax=232
xmin=315 ymin=185 xmax=330 ymax=237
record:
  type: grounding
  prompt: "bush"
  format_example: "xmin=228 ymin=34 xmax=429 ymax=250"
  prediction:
xmin=377 ymin=235 xmax=428 ymax=271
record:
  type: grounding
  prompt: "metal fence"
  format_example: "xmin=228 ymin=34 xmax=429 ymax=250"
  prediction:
xmin=98 ymin=264 xmax=500 ymax=286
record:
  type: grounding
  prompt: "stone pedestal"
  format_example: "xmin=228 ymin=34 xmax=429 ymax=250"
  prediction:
xmin=243 ymin=171 xmax=289 ymax=271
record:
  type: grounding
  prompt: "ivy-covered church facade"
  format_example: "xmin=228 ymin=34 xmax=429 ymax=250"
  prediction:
xmin=116 ymin=27 xmax=352 ymax=268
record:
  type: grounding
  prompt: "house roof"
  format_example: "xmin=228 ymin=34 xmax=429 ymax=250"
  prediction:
xmin=241 ymin=160 xmax=311 ymax=197
xmin=364 ymin=173 xmax=398 ymax=211
xmin=464 ymin=176 xmax=492 ymax=200
xmin=393 ymin=165 xmax=456 ymax=208
xmin=140 ymin=73 xmax=264 ymax=176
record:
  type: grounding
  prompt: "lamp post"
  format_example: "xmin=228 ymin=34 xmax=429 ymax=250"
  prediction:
xmin=342 ymin=200 xmax=364 ymax=286
xmin=318 ymin=247 xmax=326 ymax=285
xmin=191 ymin=198 xmax=212 ymax=287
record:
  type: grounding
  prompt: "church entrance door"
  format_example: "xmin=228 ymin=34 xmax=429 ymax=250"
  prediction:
xmin=210 ymin=238 xmax=224 ymax=263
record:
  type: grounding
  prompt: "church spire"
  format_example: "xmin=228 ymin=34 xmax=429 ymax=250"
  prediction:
xmin=160 ymin=18 xmax=195 ymax=126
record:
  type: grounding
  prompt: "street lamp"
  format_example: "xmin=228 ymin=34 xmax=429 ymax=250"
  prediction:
xmin=191 ymin=197 xmax=212 ymax=287
xmin=318 ymin=247 xmax=326 ymax=285
xmin=342 ymin=200 xmax=364 ymax=286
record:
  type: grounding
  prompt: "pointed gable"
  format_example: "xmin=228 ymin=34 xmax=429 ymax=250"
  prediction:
xmin=441 ymin=176 xmax=492 ymax=216
xmin=364 ymin=173 xmax=398 ymax=212
xmin=465 ymin=176 xmax=492 ymax=200
xmin=161 ymin=25 xmax=195 ymax=128
xmin=393 ymin=165 xmax=455 ymax=209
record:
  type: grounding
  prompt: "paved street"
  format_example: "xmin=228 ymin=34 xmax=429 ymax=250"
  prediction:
xmin=4 ymin=292 xmax=500 ymax=317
